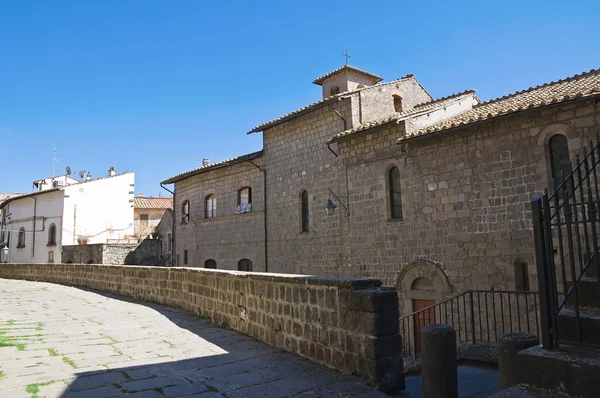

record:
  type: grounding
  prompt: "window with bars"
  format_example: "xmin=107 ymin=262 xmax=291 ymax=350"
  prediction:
xmin=389 ymin=167 xmax=403 ymax=220
xmin=238 ymin=258 xmax=253 ymax=271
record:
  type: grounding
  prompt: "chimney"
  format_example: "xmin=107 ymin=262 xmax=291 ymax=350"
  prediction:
xmin=139 ymin=193 xmax=144 ymax=197
xmin=108 ymin=167 xmax=115 ymax=177
xmin=202 ymin=158 xmax=210 ymax=167
xmin=85 ymin=172 xmax=91 ymax=181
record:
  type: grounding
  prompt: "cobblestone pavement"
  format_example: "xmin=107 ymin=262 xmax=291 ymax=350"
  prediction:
xmin=0 ymin=279 xmax=391 ymax=398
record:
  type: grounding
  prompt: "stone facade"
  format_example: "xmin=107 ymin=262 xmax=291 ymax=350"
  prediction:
xmin=156 ymin=208 xmax=174 ymax=266
xmin=62 ymin=240 xmax=161 ymax=265
xmin=165 ymin=66 xmax=600 ymax=318
xmin=0 ymin=263 xmax=405 ymax=391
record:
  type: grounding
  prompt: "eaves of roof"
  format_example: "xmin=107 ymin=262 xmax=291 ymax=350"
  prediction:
xmin=0 ymin=188 xmax=61 ymax=209
xmin=312 ymin=65 xmax=383 ymax=85
xmin=398 ymin=68 xmax=600 ymax=144
xmin=162 ymin=151 xmax=263 ymax=184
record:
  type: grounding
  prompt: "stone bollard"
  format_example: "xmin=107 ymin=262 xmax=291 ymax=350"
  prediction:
xmin=498 ymin=332 xmax=539 ymax=389
xmin=421 ymin=324 xmax=458 ymax=398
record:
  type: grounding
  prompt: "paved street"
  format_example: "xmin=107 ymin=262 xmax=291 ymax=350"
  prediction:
xmin=0 ymin=278 xmax=499 ymax=398
xmin=0 ymin=278 xmax=391 ymax=398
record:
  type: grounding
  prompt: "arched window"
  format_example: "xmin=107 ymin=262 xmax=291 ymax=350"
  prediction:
xmin=330 ymin=86 xmax=340 ymax=96
xmin=204 ymin=259 xmax=217 ymax=269
xmin=17 ymin=228 xmax=26 ymax=248
xmin=205 ymin=194 xmax=216 ymax=218
xmin=238 ymin=258 xmax=253 ymax=272
xmin=48 ymin=224 xmax=57 ymax=245
xmin=393 ymin=95 xmax=403 ymax=112
xmin=514 ymin=260 xmax=531 ymax=291
xmin=301 ymin=190 xmax=309 ymax=232
xmin=389 ymin=167 xmax=403 ymax=219
xmin=237 ymin=187 xmax=252 ymax=213
xmin=549 ymin=134 xmax=570 ymax=188
xmin=182 ymin=200 xmax=190 ymax=222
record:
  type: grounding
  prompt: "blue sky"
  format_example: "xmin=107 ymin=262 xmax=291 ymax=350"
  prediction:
xmin=1 ymin=0 xmax=599 ymax=196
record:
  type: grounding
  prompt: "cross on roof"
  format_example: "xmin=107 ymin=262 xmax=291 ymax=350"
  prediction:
xmin=343 ymin=50 xmax=351 ymax=65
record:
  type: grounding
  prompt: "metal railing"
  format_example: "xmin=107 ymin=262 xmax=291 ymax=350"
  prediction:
xmin=400 ymin=290 xmax=540 ymax=359
xmin=531 ymin=135 xmax=600 ymax=350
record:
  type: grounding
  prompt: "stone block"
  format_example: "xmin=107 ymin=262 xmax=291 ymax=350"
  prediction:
xmin=340 ymin=288 xmax=399 ymax=313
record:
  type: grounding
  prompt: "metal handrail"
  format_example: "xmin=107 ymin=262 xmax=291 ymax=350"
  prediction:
xmin=400 ymin=289 xmax=540 ymax=359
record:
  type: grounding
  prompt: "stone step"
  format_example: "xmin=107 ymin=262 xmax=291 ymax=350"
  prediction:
xmin=565 ymin=277 xmax=600 ymax=309
xmin=556 ymin=308 xmax=600 ymax=345
xmin=515 ymin=345 xmax=600 ymax=398
xmin=489 ymin=385 xmax=569 ymax=397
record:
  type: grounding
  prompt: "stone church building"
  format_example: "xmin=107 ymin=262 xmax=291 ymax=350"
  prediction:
xmin=162 ymin=64 xmax=600 ymax=315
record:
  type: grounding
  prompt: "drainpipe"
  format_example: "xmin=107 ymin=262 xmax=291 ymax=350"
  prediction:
xmin=31 ymin=197 xmax=37 ymax=263
xmin=160 ymin=182 xmax=175 ymax=266
xmin=249 ymin=160 xmax=268 ymax=273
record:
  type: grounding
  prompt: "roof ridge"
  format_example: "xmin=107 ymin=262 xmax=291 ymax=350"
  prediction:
xmin=312 ymin=64 xmax=383 ymax=85
xmin=476 ymin=68 xmax=599 ymax=107
xmin=414 ymin=89 xmax=476 ymax=108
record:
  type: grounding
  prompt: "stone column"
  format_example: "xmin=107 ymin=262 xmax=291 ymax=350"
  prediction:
xmin=498 ymin=332 xmax=539 ymax=389
xmin=421 ymin=324 xmax=458 ymax=398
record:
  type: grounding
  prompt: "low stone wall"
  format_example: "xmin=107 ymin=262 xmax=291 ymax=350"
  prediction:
xmin=0 ymin=264 xmax=405 ymax=391
xmin=62 ymin=240 xmax=162 ymax=266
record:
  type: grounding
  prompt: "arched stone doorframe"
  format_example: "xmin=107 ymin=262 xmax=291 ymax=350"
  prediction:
xmin=394 ymin=259 xmax=453 ymax=317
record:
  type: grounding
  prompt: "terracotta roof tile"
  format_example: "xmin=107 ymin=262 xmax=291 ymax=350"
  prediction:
xmin=329 ymin=90 xmax=477 ymax=142
xmin=312 ymin=65 xmax=383 ymax=85
xmin=134 ymin=197 xmax=173 ymax=209
xmin=399 ymin=68 xmax=600 ymax=142
xmin=162 ymin=151 xmax=263 ymax=184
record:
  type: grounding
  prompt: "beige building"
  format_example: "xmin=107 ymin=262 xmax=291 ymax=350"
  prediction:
xmin=133 ymin=196 xmax=173 ymax=239
xmin=163 ymin=64 xmax=600 ymax=314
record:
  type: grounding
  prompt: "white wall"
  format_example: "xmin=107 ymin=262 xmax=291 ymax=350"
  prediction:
xmin=62 ymin=173 xmax=135 ymax=245
xmin=0 ymin=190 xmax=64 ymax=263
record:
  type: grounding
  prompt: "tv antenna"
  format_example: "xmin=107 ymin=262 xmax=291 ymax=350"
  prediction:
xmin=52 ymin=141 xmax=59 ymax=177
xmin=66 ymin=166 xmax=72 ymax=176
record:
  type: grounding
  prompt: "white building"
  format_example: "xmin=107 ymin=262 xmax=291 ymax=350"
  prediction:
xmin=0 ymin=170 xmax=135 ymax=263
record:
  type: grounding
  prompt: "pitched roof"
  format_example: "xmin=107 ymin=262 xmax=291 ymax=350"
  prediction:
xmin=399 ymin=68 xmax=600 ymax=142
xmin=312 ymin=65 xmax=383 ymax=85
xmin=0 ymin=193 xmax=24 ymax=203
xmin=134 ymin=197 xmax=173 ymax=209
xmin=329 ymin=90 xmax=477 ymax=142
xmin=162 ymin=151 xmax=263 ymax=184
xmin=247 ymin=75 xmax=416 ymax=134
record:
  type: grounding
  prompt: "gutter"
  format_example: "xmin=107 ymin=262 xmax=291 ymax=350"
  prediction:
xmin=249 ymin=160 xmax=268 ymax=273
xmin=160 ymin=183 xmax=175 ymax=266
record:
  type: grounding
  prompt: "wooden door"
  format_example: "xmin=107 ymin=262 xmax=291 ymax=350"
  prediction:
xmin=413 ymin=299 xmax=436 ymax=355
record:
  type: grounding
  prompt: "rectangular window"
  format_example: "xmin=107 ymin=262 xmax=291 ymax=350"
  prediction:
xmin=176 ymin=254 xmax=180 ymax=266
xmin=184 ymin=249 xmax=188 ymax=265
xmin=48 ymin=251 xmax=54 ymax=263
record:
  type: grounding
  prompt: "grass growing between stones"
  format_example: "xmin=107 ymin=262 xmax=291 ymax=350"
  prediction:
xmin=48 ymin=348 xmax=59 ymax=357
xmin=62 ymin=356 xmax=77 ymax=369
xmin=0 ymin=333 xmax=26 ymax=350
xmin=25 ymin=381 xmax=54 ymax=398
xmin=35 ymin=322 xmax=43 ymax=331
xmin=7 ymin=319 xmax=15 ymax=325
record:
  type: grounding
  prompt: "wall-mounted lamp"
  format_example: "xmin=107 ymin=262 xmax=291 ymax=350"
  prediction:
xmin=180 ymin=216 xmax=198 ymax=229
xmin=324 ymin=188 xmax=349 ymax=217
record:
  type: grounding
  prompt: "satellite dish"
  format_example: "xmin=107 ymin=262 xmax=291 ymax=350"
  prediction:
xmin=79 ymin=170 xmax=85 ymax=179
xmin=66 ymin=166 xmax=72 ymax=176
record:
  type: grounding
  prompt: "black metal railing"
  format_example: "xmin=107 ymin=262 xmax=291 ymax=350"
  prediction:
xmin=400 ymin=290 xmax=540 ymax=359
xmin=531 ymin=135 xmax=600 ymax=350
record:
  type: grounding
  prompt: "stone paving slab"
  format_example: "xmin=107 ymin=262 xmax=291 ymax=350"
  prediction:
xmin=0 ymin=278 xmax=387 ymax=397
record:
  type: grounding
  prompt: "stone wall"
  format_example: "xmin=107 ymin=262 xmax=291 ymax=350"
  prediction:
xmin=174 ymin=158 xmax=265 ymax=271
xmin=0 ymin=264 xmax=405 ymax=391
xmin=62 ymin=240 xmax=161 ymax=265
